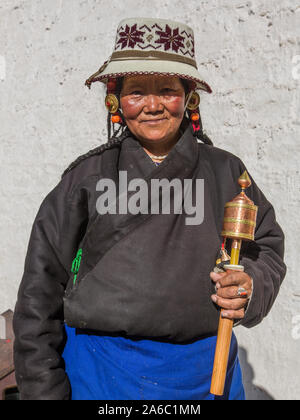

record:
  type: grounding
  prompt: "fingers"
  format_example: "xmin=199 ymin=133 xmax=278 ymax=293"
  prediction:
xmin=210 ymin=271 xmax=252 ymax=297
xmin=214 ymin=285 xmax=248 ymax=299
xmin=220 ymin=308 xmax=245 ymax=320
xmin=210 ymin=270 xmax=252 ymax=321
xmin=210 ymin=271 xmax=249 ymax=288
xmin=211 ymin=294 xmax=246 ymax=310
xmin=211 ymin=293 xmax=246 ymax=319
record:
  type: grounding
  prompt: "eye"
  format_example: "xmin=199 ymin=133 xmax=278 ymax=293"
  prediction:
xmin=130 ymin=90 xmax=143 ymax=95
xmin=161 ymin=88 xmax=175 ymax=94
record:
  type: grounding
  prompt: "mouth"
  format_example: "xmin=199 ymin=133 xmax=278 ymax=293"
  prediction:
xmin=140 ymin=118 xmax=167 ymax=125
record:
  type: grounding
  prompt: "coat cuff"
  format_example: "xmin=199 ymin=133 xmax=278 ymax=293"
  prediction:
xmin=233 ymin=275 xmax=254 ymax=327
xmin=234 ymin=264 xmax=265 ymax=328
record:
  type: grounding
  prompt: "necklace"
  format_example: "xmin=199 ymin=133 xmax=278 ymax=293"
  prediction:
xmin=148 ymin=153 xmax=169 ymax=161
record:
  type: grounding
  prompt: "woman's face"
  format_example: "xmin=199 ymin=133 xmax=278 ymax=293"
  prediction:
xmin=120 ymin=75 xmax=186 ymax=146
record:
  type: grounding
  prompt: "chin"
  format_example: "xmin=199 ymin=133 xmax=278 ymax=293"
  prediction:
xmin=142 ymin=129 xmax=170 ymax=143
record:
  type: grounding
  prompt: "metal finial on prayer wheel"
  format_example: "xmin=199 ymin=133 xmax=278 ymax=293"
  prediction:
xmin=221 ymin=171 xmax=258 ymax=241
xmin=238 ymin=170 xmax=252 ymax=190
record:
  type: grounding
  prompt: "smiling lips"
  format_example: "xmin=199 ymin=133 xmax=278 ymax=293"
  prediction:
xmin=141 ymin=118 xmax=167 ymax=124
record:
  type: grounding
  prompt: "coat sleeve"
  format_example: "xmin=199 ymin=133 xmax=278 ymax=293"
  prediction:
xmin=231 ymin=158 xmax=287 ymax=329
xmin=13 ymin=176 xmax=89 ymax=400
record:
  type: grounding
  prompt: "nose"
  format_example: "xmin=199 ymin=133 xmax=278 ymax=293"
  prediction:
xmin=144 ymin=94 xmax=164 ymax=113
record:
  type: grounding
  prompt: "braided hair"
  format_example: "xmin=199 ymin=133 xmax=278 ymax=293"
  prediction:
xmin=61 ymin=129 xmax=130 ymax=179
xmin=180 ymin=79 xmax=213 ymax=146
xmin=193 ymin=112 xmax=214 ymax=146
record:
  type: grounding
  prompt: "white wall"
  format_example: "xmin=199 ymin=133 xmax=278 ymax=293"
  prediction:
xmin=0 ymin=0 xmax=299 ymax=400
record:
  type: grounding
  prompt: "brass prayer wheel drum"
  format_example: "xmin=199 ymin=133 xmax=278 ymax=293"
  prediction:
xmin=221 ymin=171 xmax=258 ymax=241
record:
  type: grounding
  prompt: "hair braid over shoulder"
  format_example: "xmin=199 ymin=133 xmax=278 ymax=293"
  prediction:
xmin=61 ymin=129 xmax=130 ymax=179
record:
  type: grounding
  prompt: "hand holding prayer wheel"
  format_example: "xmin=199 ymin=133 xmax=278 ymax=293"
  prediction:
xmin=210 ymin=270 xmax=252 ymax=321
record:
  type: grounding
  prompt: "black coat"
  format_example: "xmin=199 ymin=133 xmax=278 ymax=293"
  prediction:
xmin=13 ymin=124 xmax=286 ymax=399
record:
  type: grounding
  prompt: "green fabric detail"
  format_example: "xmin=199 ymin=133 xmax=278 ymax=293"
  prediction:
xmin=71 ymin=248 xmax=82 ymax=285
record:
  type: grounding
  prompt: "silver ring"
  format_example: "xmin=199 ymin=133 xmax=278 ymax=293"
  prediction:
xmin=237 ymin=287 xmax=247 ymax=297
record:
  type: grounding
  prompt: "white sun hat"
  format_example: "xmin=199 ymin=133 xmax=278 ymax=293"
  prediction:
xmin=85 ymin=17 xmax=212 ymax=94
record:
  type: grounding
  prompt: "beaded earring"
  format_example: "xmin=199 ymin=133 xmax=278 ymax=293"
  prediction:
xmin=105 ymin=79 xmax=124 ymax=126
xmin=186 ymin=91 xmax=201 ymax=134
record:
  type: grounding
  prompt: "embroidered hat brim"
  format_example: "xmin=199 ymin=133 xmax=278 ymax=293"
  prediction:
xmin=89 ymin=59 xmax=212 ymax=93
xmin=86 ymin=18 xmax=212 ymax=93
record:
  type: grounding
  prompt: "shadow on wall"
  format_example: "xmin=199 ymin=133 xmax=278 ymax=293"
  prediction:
xmin=238 ymin=347 xmax=274 ymax=400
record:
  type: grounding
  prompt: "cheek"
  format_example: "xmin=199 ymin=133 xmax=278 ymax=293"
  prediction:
xmin=120 ymin=98 xmax=142 ymax=120
xmin=165 ymin=96 xmax=185 ymax=117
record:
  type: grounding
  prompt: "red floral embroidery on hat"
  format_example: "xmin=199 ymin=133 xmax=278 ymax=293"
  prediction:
xmin=155 ymin=25 xmax=185 ymax=53
xmin=117 ymin=24 xmax=145 ymax=49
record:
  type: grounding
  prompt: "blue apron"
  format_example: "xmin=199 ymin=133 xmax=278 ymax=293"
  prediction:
xmin=62 ymin=325 xmax=245 ymax=400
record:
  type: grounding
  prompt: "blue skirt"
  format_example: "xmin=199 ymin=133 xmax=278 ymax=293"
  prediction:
xmin=62 ymin=325 xmax=245 ymax=400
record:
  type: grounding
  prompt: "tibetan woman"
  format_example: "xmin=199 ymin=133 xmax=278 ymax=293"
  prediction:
xmin=13 ymin=17 xmax=286 ymax=400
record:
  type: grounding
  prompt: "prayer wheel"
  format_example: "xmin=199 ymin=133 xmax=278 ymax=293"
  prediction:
xmin=221 ymin=171 xmax=257 ymax=242
xmin=210 ymin=171 xmax=258 ymax=396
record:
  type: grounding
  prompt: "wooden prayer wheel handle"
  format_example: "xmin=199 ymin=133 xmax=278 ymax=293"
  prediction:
xmin=210 ymin=265 xmax=244 ymax=396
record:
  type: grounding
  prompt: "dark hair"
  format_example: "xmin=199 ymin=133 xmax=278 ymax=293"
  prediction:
xmin=61 ymin=129 xmax=130 ymax=178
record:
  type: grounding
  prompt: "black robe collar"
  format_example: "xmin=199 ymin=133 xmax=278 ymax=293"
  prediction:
xmin=118 ymin=122 xmax=200 ymax=183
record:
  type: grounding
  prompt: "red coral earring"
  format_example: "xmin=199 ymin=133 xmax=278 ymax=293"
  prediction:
xmin=111 ymin=114 xmax=123 ymax=124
